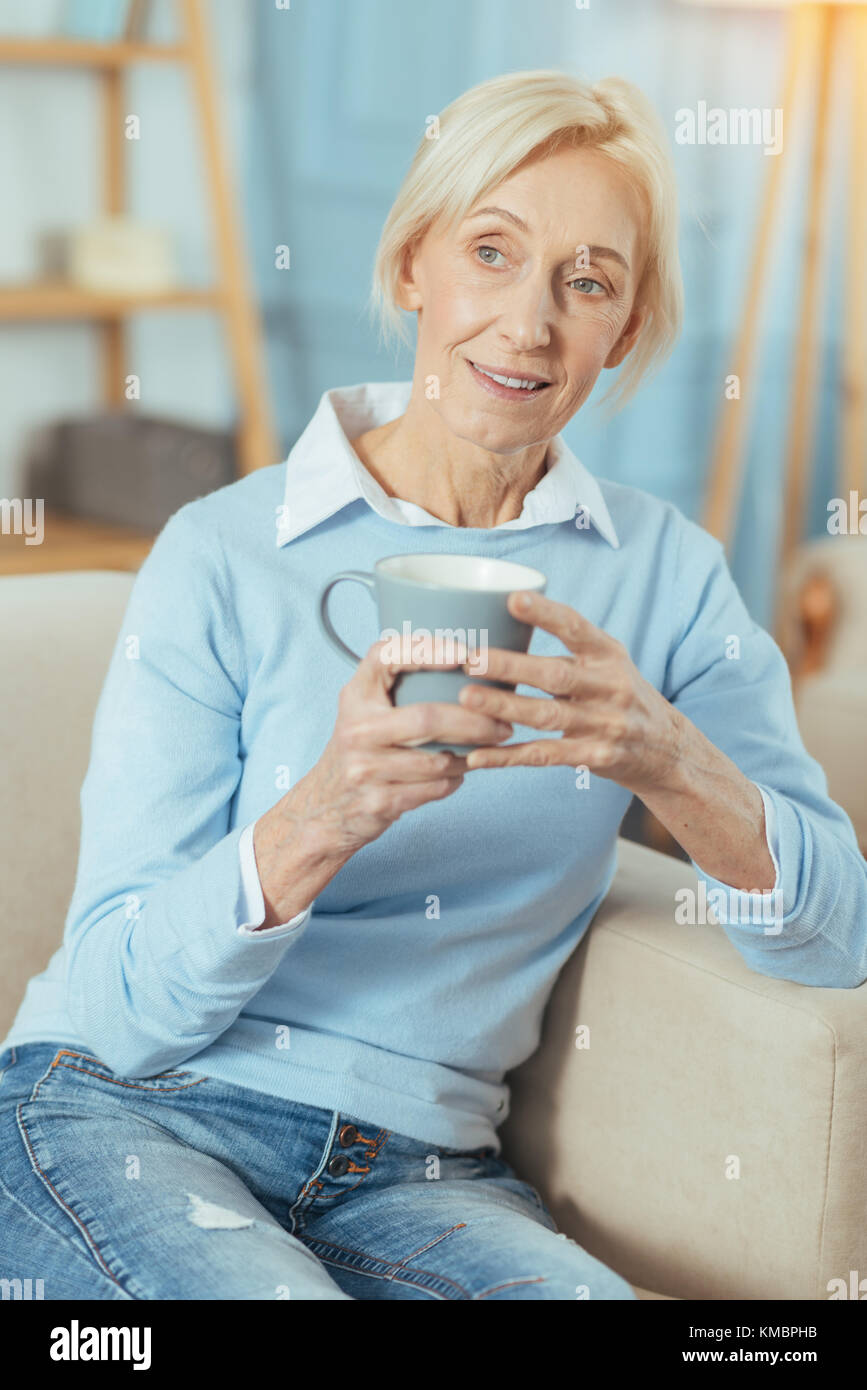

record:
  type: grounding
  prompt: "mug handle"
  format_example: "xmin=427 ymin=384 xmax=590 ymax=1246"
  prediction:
xmin=318 ymin=571 xmax=376 ymax=666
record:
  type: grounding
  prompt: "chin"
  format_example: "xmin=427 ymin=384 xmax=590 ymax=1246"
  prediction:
xmin=439 ymin=412 xmax=527 ymax=455
xmin=441 ymin=401 xmax=549 ymax=455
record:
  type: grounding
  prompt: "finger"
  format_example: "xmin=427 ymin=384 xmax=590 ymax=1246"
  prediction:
xmin=459 ymin=684 xmax=579 ymax=733
xmin=354 ymin=701 xmax=513 ymax=749
xmin=464 ymin=648 xmax=583 ymax=695
xmin=383 ymin=775 xmax=466 ymax=816
xmin=465 ymin=739 xmax=578 ymax=769
xmin=508 ymin=591 xmax=609 ymax=654
xmin=372 ymin=636 xmax=474 ymax=689
xmin=348 ymin=748 xmax=469 ymax=783
xmin=354 ymin=638 xmax=474 ymax=702
xmin=353 ymin=639 xmax=399 ymax=699
xmin=379 ymin=645 xmax=472 ymax=677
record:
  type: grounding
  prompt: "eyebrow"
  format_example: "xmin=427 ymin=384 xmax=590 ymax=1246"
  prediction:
xmin=465 ymin=206 xmax=631 ymax=273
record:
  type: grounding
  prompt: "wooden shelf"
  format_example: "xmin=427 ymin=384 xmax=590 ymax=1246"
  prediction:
xmin=0 ymin=39 xmax=188 ymax=67
xmin=0 ymin=282 xmax=223 ymax=320
xmin=0 ymin=511 xmax=155 ymax=575
xmin=0 ymin=0 xmax=279 ymax=476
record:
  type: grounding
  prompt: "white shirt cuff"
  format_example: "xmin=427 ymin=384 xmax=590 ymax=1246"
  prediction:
xmin=236 ymin=821 xmax=314 ymax=937
xmin=688 ymin=782 xmax=785 ymax=935
xmin=756 ymin=784 xmax=781 ymax=892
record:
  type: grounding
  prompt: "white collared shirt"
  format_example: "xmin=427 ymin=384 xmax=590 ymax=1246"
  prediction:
xmin=274 ymin=380 xmax=620 ymax=547
xmin=239 ymin=380 xmax=780 ymax=933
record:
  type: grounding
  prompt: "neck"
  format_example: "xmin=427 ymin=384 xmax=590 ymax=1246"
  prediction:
xmin=350 ymin=380 xmax=550 ymax=528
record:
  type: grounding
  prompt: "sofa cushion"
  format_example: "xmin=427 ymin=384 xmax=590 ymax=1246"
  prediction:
xmin=0 ymin=571 xmax=134 ymax=1033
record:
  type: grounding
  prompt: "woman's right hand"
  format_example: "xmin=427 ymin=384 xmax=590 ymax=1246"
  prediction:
xmin=251 ymin=639 xmax=513 ymax=927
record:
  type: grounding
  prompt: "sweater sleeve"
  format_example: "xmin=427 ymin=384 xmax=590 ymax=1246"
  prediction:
xmin=63 ymin=506 xmax=312 ymax=1076
xmin=663 ymin=516 xmax=867 ymax=988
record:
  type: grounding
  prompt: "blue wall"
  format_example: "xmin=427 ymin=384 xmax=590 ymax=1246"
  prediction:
xmin=248 ymin=0 xmax=853 ymax=627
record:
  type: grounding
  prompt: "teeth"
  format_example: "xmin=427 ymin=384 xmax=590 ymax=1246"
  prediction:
xmin=473 ymin=364 xmax=544 ymax=390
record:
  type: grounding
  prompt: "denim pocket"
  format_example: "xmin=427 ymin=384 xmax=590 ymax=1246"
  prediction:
xmin=30 ymin=1049 xmax=211 ymax=1100
xmin=433 ymin=1146 xmax=553 ymax=1223
xmin=437 ymin=1143 xmax=498 ymax=1159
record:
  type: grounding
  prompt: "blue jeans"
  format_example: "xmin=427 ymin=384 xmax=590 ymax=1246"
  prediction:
xmin=0 ymin=1043 xmax=636 ymax=1301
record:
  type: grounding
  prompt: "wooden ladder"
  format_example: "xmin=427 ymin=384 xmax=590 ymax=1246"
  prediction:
xmin=700 ymin=2 xmax=867 ymax=648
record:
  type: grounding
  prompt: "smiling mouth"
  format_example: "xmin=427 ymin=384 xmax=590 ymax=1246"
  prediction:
xmin=466 ymin=359 xmax=552 ymax=400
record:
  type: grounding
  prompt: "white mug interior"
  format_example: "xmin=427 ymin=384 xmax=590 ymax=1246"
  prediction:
xmin=375 ymin=553 xmax=546 ymax=593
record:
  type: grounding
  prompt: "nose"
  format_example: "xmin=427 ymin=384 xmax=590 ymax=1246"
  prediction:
xmin=494 ymin=267 xmax=554 ymax=353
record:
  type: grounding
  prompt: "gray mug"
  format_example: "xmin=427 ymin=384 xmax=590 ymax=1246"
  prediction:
xmin=318 ymin=553 xmax=547 ymax=754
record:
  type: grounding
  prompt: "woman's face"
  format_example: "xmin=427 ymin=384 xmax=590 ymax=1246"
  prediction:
xmin=398 ymin=144 xmax=649 ymax=455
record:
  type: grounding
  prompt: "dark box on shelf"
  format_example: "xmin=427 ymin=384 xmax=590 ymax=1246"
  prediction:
xmin=24 ymin=412 xmax=236 ymax=532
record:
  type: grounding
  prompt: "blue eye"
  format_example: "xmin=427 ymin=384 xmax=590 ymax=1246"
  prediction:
xmin=570 ymin=277 xmax=605 ymax=295
xmin=477 ymin=245 xmax=504 ymax=265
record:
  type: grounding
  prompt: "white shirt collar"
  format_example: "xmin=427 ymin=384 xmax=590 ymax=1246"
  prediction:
xmin=276 ymin=381 xmax=619 ymax=549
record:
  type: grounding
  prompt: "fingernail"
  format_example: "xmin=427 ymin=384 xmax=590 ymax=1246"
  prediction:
xmin=513 ymin=592 xmax=531 ymax=611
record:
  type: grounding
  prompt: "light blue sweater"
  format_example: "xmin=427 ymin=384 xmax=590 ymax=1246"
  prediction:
xmin=4 ymin=454 xmax=866 ymax=1150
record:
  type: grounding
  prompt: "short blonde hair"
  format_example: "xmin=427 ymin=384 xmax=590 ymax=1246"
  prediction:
xmin=370 ymin=69 xmax=683 ymax=414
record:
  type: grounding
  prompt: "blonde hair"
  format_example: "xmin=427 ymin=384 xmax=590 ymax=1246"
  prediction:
xmin=370 ymin=69 xmax=683 ymax=414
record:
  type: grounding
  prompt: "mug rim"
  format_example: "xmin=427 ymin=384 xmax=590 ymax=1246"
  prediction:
xmin=373 ymin=552 xmax=547 ymax=594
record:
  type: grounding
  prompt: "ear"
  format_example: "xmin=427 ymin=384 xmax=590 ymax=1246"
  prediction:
xmin=604 ymin=303 xmax=647 ymax=369
xmin=395 ymin=237 xmax=424 ymax=313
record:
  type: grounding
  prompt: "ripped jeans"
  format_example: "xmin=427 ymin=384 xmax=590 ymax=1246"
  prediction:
xmin=0 ymin=1042 xmax=636 ymax=1301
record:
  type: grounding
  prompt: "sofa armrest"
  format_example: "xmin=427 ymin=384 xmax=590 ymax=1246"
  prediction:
xmin=796 ymin=670 xmax=867 ymax=853
xmin=500 ymin=837 xmax=867 ymax=1300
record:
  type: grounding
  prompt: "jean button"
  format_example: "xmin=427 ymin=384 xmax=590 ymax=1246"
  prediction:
xmin=327 ymin=1153 xmax=350 ymax=1177
xmin=338 ymin=1124 xmax=358 ymax=1148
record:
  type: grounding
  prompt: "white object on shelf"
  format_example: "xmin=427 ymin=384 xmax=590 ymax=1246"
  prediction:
xmin=64 ymin=217 xmax=175 ymax=294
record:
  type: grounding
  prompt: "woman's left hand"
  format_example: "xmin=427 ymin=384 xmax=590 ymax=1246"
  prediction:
xmin=459 ymin=590 xmax=683 ymax=794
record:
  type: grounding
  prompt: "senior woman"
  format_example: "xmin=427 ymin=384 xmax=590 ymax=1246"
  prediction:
xmin=1 ymin=70 xmax=865 ymax=1304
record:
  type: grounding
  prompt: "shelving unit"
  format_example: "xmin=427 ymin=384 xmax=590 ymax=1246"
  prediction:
xmin=699 ymin=2 xmax=867 ymax=637
xmin=0 ymin=0 xmax=277 ymax=575
xmin=0 ymin=284 xmax=222 ymax=319
xmin=0 ymin=510 xmax=155 ymax=576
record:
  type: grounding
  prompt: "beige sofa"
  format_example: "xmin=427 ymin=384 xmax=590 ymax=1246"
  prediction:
xmin=781 ymin=535 xmax=867 ymax=854
xmin=1 ymin=571 xmax=865 ymax=1301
